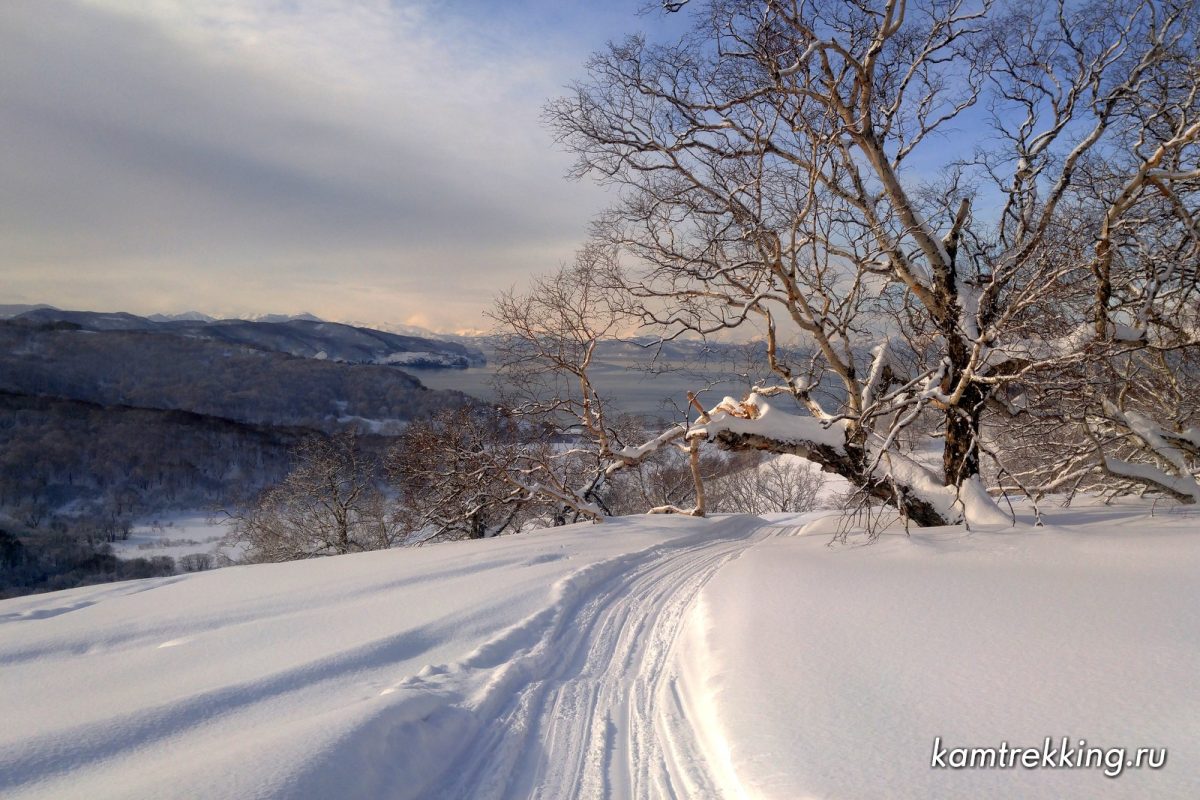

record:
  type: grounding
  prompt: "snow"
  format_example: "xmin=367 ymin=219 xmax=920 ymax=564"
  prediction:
xmin=1182 ymin=426 xmax=1200 ymax=449
xmin=111 ymin=513 xmax=233 ymax=562
xmin=868 ymin=448 xmax=1014 ymax=527
xmin=695 ymin=394 xmax=848 ymax=449
xmin=681 ymin=503 xmax=1200 ymax=799
xmin=1102 ymin=457 xmax=1200 ymax=503
xmin=1103 ymin=402 xmax=1200 ymax=502
xmin=859 ymin=338 xmax=893 ymax=409
xmin=958 ymin=282 xmax=982 ymax=340
xmin=375 ymin=351 xmax=472 ymax=368
xmin=610 ymin=423 xmax=687 ymax=464
xmin=335 ymin=414 xmax=407 ymax=434
xmin=0 ymin=516 xmax=749 ymax=799
xmin=2 ymin=503 xmax=1197 ymax=798
xmin=984 ymin=321 xmax=1148 ymax=368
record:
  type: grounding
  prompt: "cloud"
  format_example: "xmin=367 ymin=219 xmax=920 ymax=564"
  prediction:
xmin=0 ymin=0 xmax=638 ymax=329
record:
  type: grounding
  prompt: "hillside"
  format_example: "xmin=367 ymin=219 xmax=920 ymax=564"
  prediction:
xmin=0 ymin=316 xmax=476 ymax=572
xmin=0 ymin=390 xmax=315 ymax=516
xmin=11 ymin=309 xmax=486 ymax=368
xmin=0 ymin=321 xmax=471 ymax=431
xmin=0 ymin=503 xmax=1194 ymax=799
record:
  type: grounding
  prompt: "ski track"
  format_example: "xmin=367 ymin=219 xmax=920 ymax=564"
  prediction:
xmin=0 ymin=517 xmax=770 ymax=800
xmin=424 ymin=516 xmax=770 ymax=800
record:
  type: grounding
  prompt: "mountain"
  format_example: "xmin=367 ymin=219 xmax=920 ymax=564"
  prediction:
xmin=0 ymin=321 xmax=472 ymax=431
xmin=146 ymin=311 xmax=215 ymax=323
xmin=13 ymin=309 xmax=159 ymax=331
xmin=0 ymin=304 xmax=56 ymax=319
xmin=341 ymin=319 xmax=446 ymax=338
xmin=0 ymin=317 xmax=476 ymax=530
xmin=246 ymin=312 xmax=323 ymax=323
xmin=0 ymin=308 xmax=483 ymax=570
xmin=12 ymin=308 xmax=486 ymax=368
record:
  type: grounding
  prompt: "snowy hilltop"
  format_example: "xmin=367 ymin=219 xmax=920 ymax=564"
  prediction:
xmin=7 ymin=308 xmax=487 ymax=368
xmin=1 ymin=501 xmax=1195 ymax=799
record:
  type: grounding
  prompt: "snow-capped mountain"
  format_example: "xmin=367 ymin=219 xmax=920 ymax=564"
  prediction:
xmin=145 ymin=311 xmax=216 ymax=323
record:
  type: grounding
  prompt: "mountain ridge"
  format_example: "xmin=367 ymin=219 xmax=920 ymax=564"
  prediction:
xmin=12 ymin=308 xmax=486 ymax=369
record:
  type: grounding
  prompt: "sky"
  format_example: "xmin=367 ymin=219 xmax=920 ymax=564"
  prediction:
xmin=0 ymin=0 xmax=678 ymax=333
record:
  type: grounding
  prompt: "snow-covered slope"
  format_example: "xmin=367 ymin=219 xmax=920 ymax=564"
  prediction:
xmin=1 ymin=505 xmax=1196 ymax=799
xmin=680 ymin=504 xmax=1200 ymax=799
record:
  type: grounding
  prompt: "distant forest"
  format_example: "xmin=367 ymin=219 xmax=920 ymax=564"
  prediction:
xmin=0 ymin=319 xmax=472 ymax=597
xmin=0 ymin=322 xmax=470 ymax=430
xmin=0 ymin=391 xmax=309 ymax=517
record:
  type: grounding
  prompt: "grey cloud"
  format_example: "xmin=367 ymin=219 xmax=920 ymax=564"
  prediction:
xmin=0 ymin=0 xmax=603 ymax=326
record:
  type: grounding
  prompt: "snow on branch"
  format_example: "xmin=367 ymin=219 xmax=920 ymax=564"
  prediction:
xmin=868 ymin=448 xmax=1012 ymax=528
xmin=689 ymin=394 xmax=848 ymax=451
xmin=607 ymin=424 xmax=687 ymax=474
xmin=1100 ymin=401 xmax=1200 ymax=503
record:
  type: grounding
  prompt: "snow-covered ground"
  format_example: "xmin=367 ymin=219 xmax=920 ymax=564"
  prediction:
xmin=111 ymin=513 xmax=233 ymax=563
xmin=1 ymin=503 xmax=1196 ymax=799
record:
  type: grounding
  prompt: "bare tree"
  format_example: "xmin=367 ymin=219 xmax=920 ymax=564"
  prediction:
xmin=544 ymin=0 xmax=1200 ymax=526
xmin=389 ymin=406 xmax=543 ymax=541
xmin=490 ymin=257 xmax=710 ymax=516
xmin=997 ymin=345 xmax=1200 ymax=505
xmin=710 ymin=452 xmax=825 ymax=515
xmin=225 ymin=433 xmax=402 ymax=563
xmin=601 ymin=415 xmax=735 ymax=515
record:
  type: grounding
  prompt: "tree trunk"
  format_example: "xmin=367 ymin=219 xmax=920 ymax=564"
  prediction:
xmin=713 ymin=430 xmax=954 ymax=526
xmin=935 ymin=200 xmax=987 ymax=489
xmin=942 ymin=384 xmax=985 ymax=487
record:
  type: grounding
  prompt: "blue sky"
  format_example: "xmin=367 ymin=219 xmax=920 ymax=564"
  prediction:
xmin=0 ymin=0 xmax=681 ymax=332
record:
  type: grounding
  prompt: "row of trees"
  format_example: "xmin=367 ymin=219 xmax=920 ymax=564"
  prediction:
xmin=0 ymin=390 xmax=303 ymax=528
xmin=225 ymin=423 xmax=825 ymax=561
xmin=0 ymin=526 xmax=178 ymax=599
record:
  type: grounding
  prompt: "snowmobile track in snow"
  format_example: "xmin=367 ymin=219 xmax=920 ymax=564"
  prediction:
xmin=428 ymin=516 xmax=769 ymax=800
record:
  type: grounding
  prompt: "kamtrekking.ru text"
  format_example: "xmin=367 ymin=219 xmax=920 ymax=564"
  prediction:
xmin=930 ymin=736 xmax=1166 ymax=778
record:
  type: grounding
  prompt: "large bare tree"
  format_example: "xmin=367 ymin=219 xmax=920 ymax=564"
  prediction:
xmin=544 ymin=0 xmax=1199 ymax=526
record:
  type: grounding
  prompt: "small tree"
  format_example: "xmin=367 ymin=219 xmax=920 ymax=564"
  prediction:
xmin=225 ymin=433 xmax=401 ymax=562
xmin=601 ymin=417 xmax=733 ymax=515
xmin=490 ymin=257 xmax=711 ymax=517
xmin=710 ymin=453 xmax=825 ymax=516
xmin=389 ymin=406 xmax=538 ymax=541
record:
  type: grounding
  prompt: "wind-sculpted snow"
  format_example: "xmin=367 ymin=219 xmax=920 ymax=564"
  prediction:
xmin=2 ymin=504 xmax=1196 ymax=799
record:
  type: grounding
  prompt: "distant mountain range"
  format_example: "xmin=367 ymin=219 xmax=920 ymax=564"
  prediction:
xmin=0 ymin=305 xmax=484 ymax=340
xmin=145 ymin=311 xmax=328 ymax=324
xmin=9 ymin=308 xmax=486 ymax=369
